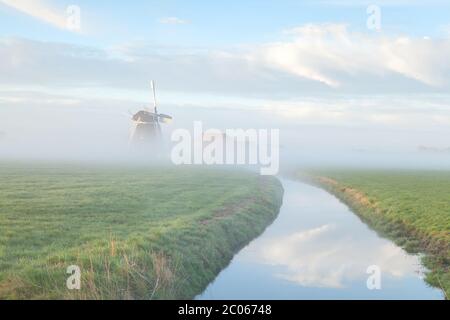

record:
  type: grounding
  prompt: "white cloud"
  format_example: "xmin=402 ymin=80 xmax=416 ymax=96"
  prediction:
xmin=0 ymin=0 xmax=68 ymax=30
xmin=255 ymin=24 xmax=450 ymax=88
xmin=159 ymin=17 xmax=189 ymax=25
xmin=1 ymin=24 xmax=450 ymax=98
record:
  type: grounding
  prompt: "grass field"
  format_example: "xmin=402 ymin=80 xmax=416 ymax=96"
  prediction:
xmin=299 ymin=170 xmax=450 ymax=298
xmin=0 ymin=162 xmax=283 ymax=300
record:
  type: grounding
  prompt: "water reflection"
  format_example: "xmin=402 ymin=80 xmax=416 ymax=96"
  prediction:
xmin=256 ymin=224 xmax=423 ymax=289
xmin=198 ymin=179 xmax=443 ymax=300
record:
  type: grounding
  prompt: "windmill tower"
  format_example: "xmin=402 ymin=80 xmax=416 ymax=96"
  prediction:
xmin=130 ymin=81 xmax=173 ymax=147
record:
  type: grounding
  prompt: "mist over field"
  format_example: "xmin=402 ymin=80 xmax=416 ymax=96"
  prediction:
xmin=1 ymin=95 xmax=449 ymax=170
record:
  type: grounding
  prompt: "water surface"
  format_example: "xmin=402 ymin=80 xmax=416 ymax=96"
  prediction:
xmin=198 ymin=179 xmax=443 ymax=300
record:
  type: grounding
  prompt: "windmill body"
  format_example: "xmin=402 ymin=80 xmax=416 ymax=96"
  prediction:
xmin=130 ymin=81 xmax=172 ymax=147
xmin=131 ymin=110 xmax=162 ymax=144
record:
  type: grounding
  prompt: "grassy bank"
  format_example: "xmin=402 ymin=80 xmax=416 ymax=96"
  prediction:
xmin=0 ymin=163 xmax=283 ymax=299
xmin=299 ymin=170 xmax=450 ymax=298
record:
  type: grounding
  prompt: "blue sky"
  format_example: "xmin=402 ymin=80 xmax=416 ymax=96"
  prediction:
xmin=1 ymin=0 xmax=450 ymax=47
xmin=1 ymin=1 xmax=449 ymax=98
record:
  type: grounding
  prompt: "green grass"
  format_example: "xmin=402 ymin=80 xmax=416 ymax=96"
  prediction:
xmin=0 ymin=162 xmax=283 ymax=300
xmin=299 ymin=170 xmax=450 ymax=298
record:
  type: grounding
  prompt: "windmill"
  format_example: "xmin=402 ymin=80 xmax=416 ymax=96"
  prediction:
xmin=130 ymin=81 xmax=173 ymax=146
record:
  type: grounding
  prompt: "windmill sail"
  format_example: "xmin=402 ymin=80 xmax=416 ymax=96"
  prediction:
xmin=151 ymin=80 xmax=157 ymax=114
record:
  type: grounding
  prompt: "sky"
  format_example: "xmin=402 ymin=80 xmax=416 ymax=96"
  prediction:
xmin=0 ymin=0 xmax=450 ymax=166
